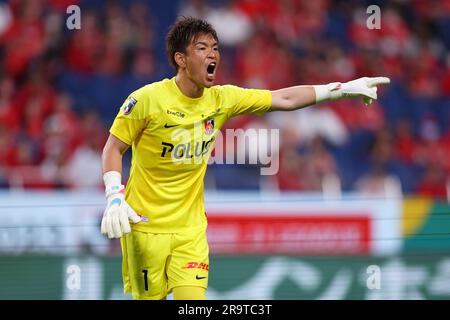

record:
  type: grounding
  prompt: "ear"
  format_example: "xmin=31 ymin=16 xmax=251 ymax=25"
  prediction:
xmin=174 ymin=52 xmax=186 ymax=69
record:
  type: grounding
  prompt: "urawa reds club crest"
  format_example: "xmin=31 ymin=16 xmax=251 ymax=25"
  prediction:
xmin=204 ymin=118 xmax=214 ymax=135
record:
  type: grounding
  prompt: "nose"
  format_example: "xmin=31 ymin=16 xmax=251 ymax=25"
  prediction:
xmin=207 ymin=48 xmax=217 ymax=60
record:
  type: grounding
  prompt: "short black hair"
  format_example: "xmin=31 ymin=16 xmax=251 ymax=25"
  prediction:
xmin=166 ymin=17 xmax=219 ymax=71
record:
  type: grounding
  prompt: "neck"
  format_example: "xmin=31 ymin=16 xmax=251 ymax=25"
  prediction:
xmin=175 ymin=73 xmax=204 ymax=98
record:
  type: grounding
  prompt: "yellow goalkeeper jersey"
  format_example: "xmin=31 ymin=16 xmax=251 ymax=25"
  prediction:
xmin=109 ymin=77 xmax=272 ymax=233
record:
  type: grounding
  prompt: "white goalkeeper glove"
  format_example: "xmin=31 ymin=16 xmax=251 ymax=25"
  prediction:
xmin=313 ymin=77 xmax=391 ymax=106
xmin=101 ymin=171 xmax=141 ymax=239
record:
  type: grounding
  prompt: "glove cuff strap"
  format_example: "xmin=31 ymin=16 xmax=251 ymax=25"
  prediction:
xmin=103 ymin=171 xmax=123 ymax=198
xmin=313 ymin=82 xmax=342 ymax=103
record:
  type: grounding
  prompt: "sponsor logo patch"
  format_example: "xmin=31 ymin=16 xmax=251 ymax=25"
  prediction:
xmin=167 ymin=109 xmax=185 ymax=118
xmin=182 ymin=261 xmax=209 ymax=271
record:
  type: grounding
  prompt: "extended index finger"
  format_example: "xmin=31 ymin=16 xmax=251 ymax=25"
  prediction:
xmin=367 ymin=77 xmax=391 ymax=87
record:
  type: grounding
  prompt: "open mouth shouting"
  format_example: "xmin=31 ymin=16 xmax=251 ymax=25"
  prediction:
xmin=206 ymin=62 xmax=217 ymax=82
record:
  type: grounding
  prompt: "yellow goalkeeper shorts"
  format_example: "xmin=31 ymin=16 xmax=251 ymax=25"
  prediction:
xmin=120 ymin=225 xmax=209 ymax=300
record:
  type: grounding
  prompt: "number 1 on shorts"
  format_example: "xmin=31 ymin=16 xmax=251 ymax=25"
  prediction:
xmin=142 ymin=269 xmax=149 ymax=291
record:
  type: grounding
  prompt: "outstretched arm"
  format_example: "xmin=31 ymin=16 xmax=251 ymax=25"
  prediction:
xmin=270 ymin=77 xmax=391 ymax=112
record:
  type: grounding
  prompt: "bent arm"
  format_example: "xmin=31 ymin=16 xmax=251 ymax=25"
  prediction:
xmin=101 ymin=134 xmax=141 ymax=239
xmin=102 ymin=134 xmax=130 ymax=175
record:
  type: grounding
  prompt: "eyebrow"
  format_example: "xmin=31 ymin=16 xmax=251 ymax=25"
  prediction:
xmin=194 ymin=41 xmax=218 ymax=47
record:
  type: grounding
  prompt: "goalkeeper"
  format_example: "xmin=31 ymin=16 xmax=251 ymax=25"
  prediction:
xmin=101 ymin=17 xmax=390 ymax=300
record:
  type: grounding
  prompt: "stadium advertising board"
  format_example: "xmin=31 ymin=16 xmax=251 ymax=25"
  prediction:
xmin=205 ymin=193 xmax=401 ymax=255
xmin=0 ymin=191 xmax=401 ymax=255
xmin=0 ymin=255 xmax=449 ymax=300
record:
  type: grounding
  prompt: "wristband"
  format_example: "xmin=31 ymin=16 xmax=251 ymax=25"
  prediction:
xmin=313 ymin=82 xmax=342 ymax=103
xmin=103 ymin=171 xmax=122 ymax=198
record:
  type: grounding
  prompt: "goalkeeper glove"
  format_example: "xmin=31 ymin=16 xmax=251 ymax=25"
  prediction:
xmin=101 ymin=171 xmax=141 ymax=239
xmin=313 ymin=77 xmax=391 ymax=106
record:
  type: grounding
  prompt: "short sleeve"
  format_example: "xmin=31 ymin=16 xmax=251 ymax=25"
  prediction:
xmin=221 ymin=85 xmax=272 ymax=118
xmin=109 ymin=87 xmax=150 ymax=145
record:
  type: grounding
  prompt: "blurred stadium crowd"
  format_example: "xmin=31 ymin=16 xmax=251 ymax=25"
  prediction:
xmin=0 ymin=0 xmax=449 ymax=198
